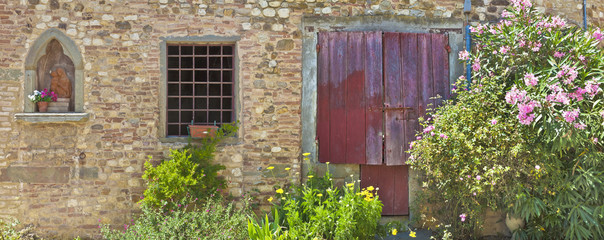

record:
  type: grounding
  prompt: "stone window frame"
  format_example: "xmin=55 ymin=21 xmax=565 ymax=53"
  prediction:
xmin=158 ymin=36 xmax=242 ymax=141
xmin=15 ymin=28 xmax=89 ymax=123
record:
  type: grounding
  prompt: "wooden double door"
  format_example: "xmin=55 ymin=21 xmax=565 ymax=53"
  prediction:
xmin=317 ymin=31 xmax=450 ymax=215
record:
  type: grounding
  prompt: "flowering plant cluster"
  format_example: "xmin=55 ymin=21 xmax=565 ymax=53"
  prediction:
xmin=28 ymin=89 xmax=57 ymax=103
xmin=410 ymin=0 xmax=604 ymax=239
xmin=248 ymin=153 xmax=384 ymax=240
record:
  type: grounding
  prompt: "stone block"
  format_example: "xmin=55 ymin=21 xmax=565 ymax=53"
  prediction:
xmin=0 ymin=166 xmax=70 ymax=183
xmin=78 ymin=167 xmax=99 ymax=180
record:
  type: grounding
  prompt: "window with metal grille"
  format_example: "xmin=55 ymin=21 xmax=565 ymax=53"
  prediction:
xmin=166 ymin=44 xmax=234 ymax=136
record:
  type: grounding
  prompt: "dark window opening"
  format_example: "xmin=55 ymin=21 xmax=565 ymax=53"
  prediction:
xmin=166 ymin=44 xmax=235 ymax=136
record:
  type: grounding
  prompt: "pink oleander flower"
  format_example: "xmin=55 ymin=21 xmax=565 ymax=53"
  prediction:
xmin=459 ymin=213 xmax=467 ymax=222
xmin=518 ymin=113 xmax=536 ymax=125
xmin=563 ymin=108 xmax=580 ymax=123
xmin=470 ymin=24 xmax=486 ymax=34
xmin=551 ymin=16 xmax=566 ymax=28
xmin=535 ymin=165 xmax=541 ymax=170
xmin=500 ymin=46 xmax=510 ymax=54
xmin=584 ymin=80 xmax=601 ymax=98
xmin=505 ymin=86 xmax=527 ymax=104
xmin=524 ymin=73 xmax=538 ymax=86
xmin=501 ymin=10 xmax=514 ymax=18
xmin=574 ymin=122 xmax=587 ymax=129
xmin=472 ymin=59 xmax=481 ymax=71
xmin=511 ymin=0 xmax=532 ymax=10
xmin=458 ymin=50 xmax=470 ymax=61
xmin=593 ymin=138 xmax=599 ymax=144
xmin=476 ymin=175 xmax=481 ymax=180
xmin=531 ymin=42 xmax=542 ymax=52
xmin=439 ymin=134 xmax=448 ymax=139
xmin=579 ymin=55 xmax=586 ymax=61
xmin=489 ymin=28 xmax=499 ymax=35
xmin=519 ymin=40 xmax=526 ymax=47
xmin=491 ymin=119 xmax=497 ymax=125
xmin=593 ymin=28 xmax=603 ymax=41
xmin=423 ymin=125 xmax=435 ymax=134
xmin=554 ymin=51 xmax=565 ymax=58
xmin=600 ymin=110 xmax=604 ymax=119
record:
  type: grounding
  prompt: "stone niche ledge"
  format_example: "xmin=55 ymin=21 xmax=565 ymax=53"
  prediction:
xmin=14 ymin=112 xmax=90 ymax=123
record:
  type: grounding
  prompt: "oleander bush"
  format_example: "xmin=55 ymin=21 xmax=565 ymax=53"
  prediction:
xmin=409 ymin=0 xmax=604 ymax=239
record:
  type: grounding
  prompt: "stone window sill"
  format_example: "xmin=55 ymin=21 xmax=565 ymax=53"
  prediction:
xmin=159 ymin=136 xmax=241 ymax=146
xmin=14 ymin=112 xmax=90 ymax=123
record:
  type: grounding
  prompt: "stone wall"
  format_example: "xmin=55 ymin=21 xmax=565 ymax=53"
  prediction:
xmin=0 ymin=0 xmax=603 ymax=238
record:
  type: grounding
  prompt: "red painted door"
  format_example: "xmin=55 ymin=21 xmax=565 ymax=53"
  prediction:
xmin=317 ymin=31 xmax=383 ymax=164
xmin=318 ymin=31 xmax=450 ymax=215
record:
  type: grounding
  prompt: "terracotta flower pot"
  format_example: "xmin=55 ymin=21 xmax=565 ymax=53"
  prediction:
xmin=188 ymin=125 xmax=219 ymax=138
xmin=37 ymin=101 xmax=49 ymax=112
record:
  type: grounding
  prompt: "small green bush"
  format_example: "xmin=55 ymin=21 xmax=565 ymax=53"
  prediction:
xmin=248 ymin=160 xmax=383 ymax=240
xmin=101 ymin=196 xmax=251 ymax=240
xmin=140 ymin=123 xmax=237 ymax=208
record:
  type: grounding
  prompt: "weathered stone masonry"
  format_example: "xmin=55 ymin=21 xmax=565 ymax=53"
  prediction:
xmin=1 ymin=0 xmax=603 ymax=238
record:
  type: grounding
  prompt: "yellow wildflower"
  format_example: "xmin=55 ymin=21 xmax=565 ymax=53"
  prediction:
xmin=303 ymin=153 xmax=310 ymax=156
xmin=367 ymin=186 xmax=374 ymax=191
xmin=326 ymin=162 xmax=330 ymax=165
xmin=317 ymin=193 xmax=323 ymax=197
xmin=285 ymin=167 xmax=291 ymax=171
xmin=304 ymin=157 xmax=310 ymax=161
xmin=409 ymin=230 xmax=416 ymax=238
xmin=346 ymin=183 xmax=354 ymax=187
xmin=308 ymin=175 xmax=314 ymax=179
xmin=281 ymin=197 xmax=286 ymax=200
xmin=267 ymin=197 xmax=273 ymax=202
xmin=276 ymin=188 xmax=284 ymax=194
xmin=392 ymin=228 xmax=397 ymax=236
xmin=540 ymin=227 xmax=545 ymax=231
xmin=267 ymin=166 xmax=274 ymax=170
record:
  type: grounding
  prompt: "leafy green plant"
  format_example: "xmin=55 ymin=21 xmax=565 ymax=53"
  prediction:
xmin=409 ymin=0 xmax=604 ymax=239
xmin=101 ymin=196 xmax=251 ymax=240
xmin=0 ymin=218 xmax=39 ymax=240
xmin=249 ymin=158 xmax=383 ymax=240
xmin=140 ymin=123 xmax=237 ymax=208
xmin=247 ymin=211 xmax=288 ymax=240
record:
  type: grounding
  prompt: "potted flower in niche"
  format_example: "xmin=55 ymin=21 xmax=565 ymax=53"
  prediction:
xmin=28 ymin=89 xmax=58 ymax=112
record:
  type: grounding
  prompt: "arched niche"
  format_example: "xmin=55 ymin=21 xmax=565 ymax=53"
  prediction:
xmin=24 ymin=28 xmax=84 ymax=113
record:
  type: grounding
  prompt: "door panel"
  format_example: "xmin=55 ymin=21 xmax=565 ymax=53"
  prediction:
xmin=328 ymin=32 xmax=348 ymax=164
xmin=361 ymin=165 xmax=409 ymax=215
xmin=346 ymin=33 xmax=367 ymax=164
xmin=384 ymin=33 xmax=405 ymax=166
xmin=401 ymin=33 xmax=420 ymax=164
xmin=364 ymin=32 xmax=384 ymax=165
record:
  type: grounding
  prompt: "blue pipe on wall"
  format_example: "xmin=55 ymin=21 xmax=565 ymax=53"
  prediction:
xmin=584 ymin=0 xmax=588 ymax=29
xmin=465 ymin=24 xmax=472 ymax=86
